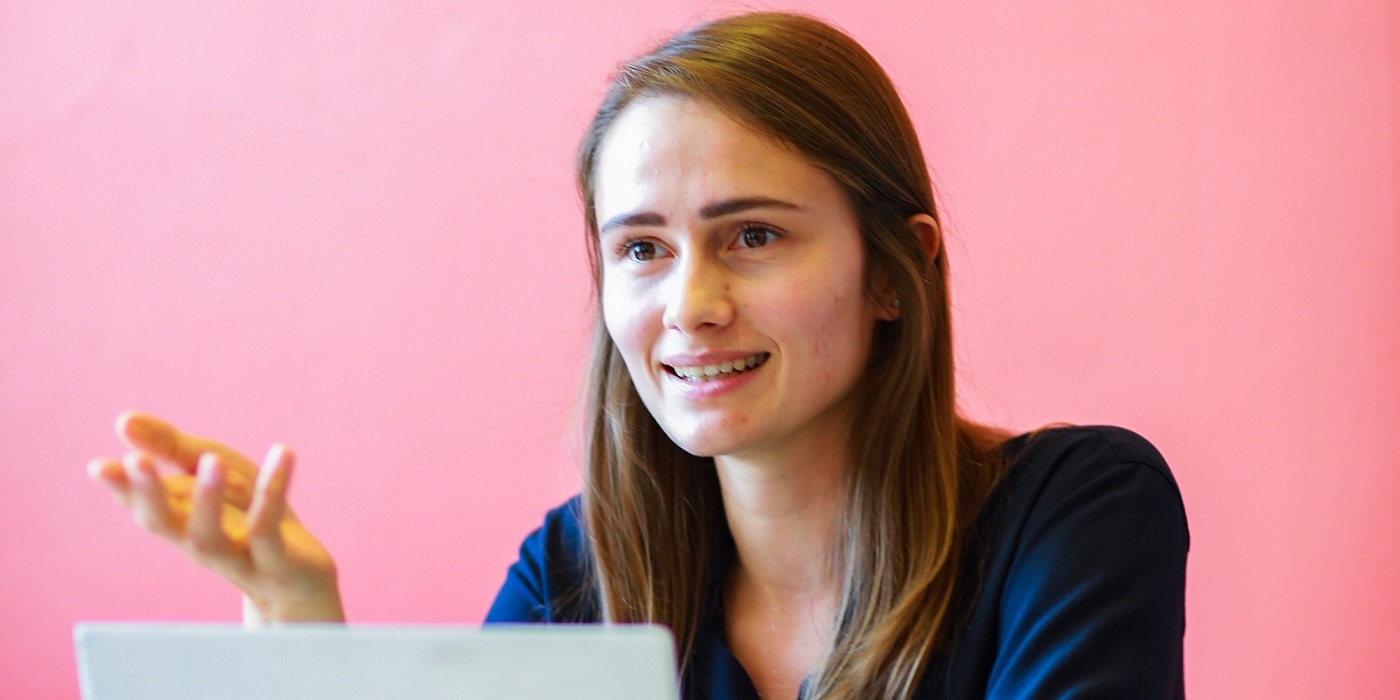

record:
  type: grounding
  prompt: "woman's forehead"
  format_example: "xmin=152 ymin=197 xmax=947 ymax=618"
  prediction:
xmin=592 ymin=96 xmax=840 ymax=223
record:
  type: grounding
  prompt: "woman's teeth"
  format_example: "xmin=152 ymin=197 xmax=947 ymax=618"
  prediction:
xmin=670 ymin=353 xmax=768 ymax=381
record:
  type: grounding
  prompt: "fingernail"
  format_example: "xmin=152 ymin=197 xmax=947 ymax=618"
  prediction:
xmin=87 ymin=459 xmax=113 ymax=481
xmin=120 ymin=413 xmax=153 ymax=441
xmin=198 ymin=453 xmax=220 ymax=485
xmin=123 ymin=453 xmax=150 ymax=482
xmin=268 ymin=445 xmax=293 ymax=489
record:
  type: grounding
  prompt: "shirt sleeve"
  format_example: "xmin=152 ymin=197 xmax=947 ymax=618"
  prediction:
xmin=484 ymin=495 xmax=594 ymax=624
xmin=484 ymin=521 xmax=552 ymax=623
xmin=987 ymin=449 xmax=1189 ymax=698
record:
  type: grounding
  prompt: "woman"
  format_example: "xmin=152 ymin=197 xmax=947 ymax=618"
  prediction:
xmin=90 ymin=12 xmax=1188 ymax=699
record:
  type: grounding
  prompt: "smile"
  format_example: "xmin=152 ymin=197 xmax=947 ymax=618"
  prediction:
xmin=666 ymin=353 xmax=769 ymax=381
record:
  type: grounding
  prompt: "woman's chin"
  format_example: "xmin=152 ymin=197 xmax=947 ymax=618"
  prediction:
xmin=659 ymin=423 xmax=752 ymax=459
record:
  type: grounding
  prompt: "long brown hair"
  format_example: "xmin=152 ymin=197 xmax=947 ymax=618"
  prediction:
xmin=576 ymin=12 xmax=1009 ymax=698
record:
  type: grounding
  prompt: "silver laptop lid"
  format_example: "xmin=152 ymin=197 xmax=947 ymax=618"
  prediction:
xmin=75 ymin=623 xmax=678 ymax=700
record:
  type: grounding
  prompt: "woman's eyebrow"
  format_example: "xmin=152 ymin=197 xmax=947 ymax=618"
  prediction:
xmin=599 ymin=211 xmax=665 ymax=234
xmin=699 ymin=196 xmax=802 ymax=219
xmin=599 ymin=196 xmax=803 ymax=234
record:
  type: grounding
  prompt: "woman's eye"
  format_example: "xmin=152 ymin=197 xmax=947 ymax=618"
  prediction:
xmin=623 ymin=240 xmax=661 ymax=261
xmin=736 ymin=226 xmax=779 ymax=249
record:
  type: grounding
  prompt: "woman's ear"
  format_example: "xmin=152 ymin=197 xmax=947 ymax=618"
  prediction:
xmin=875 ymin=296 xmax=901 ymax=321
xmin=875 ymin=214 xmax=942 ymax=321
xmin=907 ymin=213 xmax=942 ymax=263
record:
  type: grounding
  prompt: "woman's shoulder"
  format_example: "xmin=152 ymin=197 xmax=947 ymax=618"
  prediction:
xmin=538 ymin=494 xmax=587 ymax=540
xmin=993 ymin=424 xmax=1183 ymax=511
xmin=485 ymin=495 xmax=596 ymax=623
xmin=972 ymin=422 xmax=1190 ymax=582
xmin=942 ymin=424 xmax=1189 ymax=696
xmin=1003 ymin=424 xmax=1171 ymax=474
xmin=511 ymin=494 xmax=589 ymax=568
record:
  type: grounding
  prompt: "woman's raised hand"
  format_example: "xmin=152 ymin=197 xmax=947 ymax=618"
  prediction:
xmin=87 ymin=411 xmax=345 ymax=625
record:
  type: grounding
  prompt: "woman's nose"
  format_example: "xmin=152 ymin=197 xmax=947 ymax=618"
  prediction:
xmin=662 ymin=255 xmax=734 ymax=334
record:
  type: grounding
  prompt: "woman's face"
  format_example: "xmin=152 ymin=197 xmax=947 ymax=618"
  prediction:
xmin=594 ymin=96 xmax=885 ymax=461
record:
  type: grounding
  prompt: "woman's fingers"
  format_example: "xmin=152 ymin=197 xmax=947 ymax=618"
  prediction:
xmin=107 ymin=450 xmax=250 ymax=573
xmin=247 ymin=444 xmax=293 ymax=563
xmin=186 ymin=454 xmax=246 ymax=571
xmin=115 ymin=412 xmax=195 ymax=468
xmin=88 ymin=457 xmax=132 ymax=507
xmin=92 ymin=416 xmax=343 ymax=623
xmin=88 ymin=457 xmax=126 ymax=484
xmin=123 ymin=453 xmax=181 ymax=537
xmin=115 ymin=411 xmax=258 ymax=508
xmin=116 ymin=411 xmax=258 ymax=478
xmin=91 ymin=456 xmax=195 ymax=524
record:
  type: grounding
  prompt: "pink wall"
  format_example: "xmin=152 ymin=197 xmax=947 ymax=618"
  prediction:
xmin=2 ymin=1 xmax=1396 ymax=697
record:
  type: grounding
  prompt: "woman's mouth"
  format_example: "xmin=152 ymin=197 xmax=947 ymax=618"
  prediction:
xmin=665 ymin=353 xmax=769 ymax=381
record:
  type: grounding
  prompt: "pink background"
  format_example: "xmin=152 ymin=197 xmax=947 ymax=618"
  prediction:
xmin=2 ymin=1 xmax=1397 ymax=697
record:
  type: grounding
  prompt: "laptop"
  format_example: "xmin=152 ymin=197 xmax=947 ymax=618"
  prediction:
xmin=75 ymin=623 xmax=678 ymax=700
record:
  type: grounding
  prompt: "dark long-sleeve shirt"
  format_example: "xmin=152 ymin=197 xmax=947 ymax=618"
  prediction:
xmin=486 ymin=425 xmax=1190 ymax=699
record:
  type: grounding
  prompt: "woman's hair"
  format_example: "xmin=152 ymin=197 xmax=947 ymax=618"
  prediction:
xmin=575 ymin=12 xmax=1010 ymax=698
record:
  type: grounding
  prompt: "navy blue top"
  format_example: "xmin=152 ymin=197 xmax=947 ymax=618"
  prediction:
xmin=486 ymin=426 xmax=1189 ymax=698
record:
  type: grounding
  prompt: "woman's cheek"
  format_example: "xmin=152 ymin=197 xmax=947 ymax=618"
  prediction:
xmin=794 ymin=284 xmax=871 ymax=378
xmin=600 ymin=278 xmax=631 ymax=350
xmin=603 ymin=278 xmax=656 ymax=363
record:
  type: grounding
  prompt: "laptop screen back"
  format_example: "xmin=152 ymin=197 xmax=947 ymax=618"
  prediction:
xmin=75 ymin=623 xmax=678 ymax=700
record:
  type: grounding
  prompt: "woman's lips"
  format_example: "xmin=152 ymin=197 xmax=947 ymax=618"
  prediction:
xmin=660 ymin=352 xmax=770 ymax=399
xmin=664 ymin=352 xmax=769 ymax=381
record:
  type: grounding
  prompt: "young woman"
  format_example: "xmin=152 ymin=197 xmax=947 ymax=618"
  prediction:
xmin=90 ymin=12 xmax=1188 ymax=699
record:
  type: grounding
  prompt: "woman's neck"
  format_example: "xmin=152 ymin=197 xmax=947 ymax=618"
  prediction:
xmin=714 ymin=436 xmax=847 ymax=602
xmin=715 ymin=440 xmax=848 ymax=696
